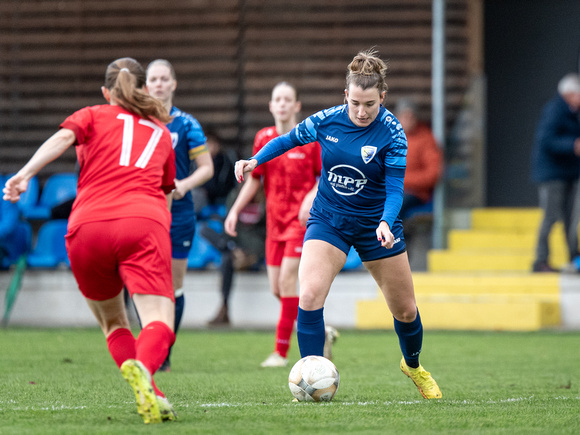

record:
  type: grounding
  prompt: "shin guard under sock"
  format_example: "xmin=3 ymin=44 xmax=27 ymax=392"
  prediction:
xmin=135 ymin=321 xmax=175 ymax=375
xmin=106 ymin=328 xmax=136 ymax=368
xmin=394 ymin=309 xmax=423 ymax=368
xmin=296 ymin=307 xmax=325 ymax=357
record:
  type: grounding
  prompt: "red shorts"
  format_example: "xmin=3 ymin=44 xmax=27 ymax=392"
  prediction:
xmin=265 ymin=237 xmax=304 ymax=267
xmin=65 ymin=218 xmax=174 ymax=301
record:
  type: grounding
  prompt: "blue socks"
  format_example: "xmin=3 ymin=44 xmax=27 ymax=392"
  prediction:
xmin=174 ymin=293 xmax=185 ymax=335
xmin=297 ymin=307 xmax=325 ymax=357
xmin=394 ymin=309 xmax=423 ymax=368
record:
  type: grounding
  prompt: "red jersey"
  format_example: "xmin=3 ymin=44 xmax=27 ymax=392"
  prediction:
xmin=61 ymin=105 xmax=176 ymax=232
xmin=252 ymin=126 xmax=321 ymax=241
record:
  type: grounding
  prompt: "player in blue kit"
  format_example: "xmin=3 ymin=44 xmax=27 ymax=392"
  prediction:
xmin=147 ymin=59 xmax=214 ymax=371
xmin=234 ymin=49 xmax=441 ymax=399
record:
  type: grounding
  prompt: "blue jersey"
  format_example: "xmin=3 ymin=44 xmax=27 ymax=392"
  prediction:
xmin=252 ymin=105 xmax=407 ymax=229
xmin=167 ymin=106 xmax=208 ymax=218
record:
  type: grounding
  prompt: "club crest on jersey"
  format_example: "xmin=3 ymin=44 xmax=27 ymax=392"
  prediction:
xmin=361 ymin=145 xmax=377 ymax=164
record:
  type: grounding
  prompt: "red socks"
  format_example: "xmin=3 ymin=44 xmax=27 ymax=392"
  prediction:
xmin=275 ymin=296 xmax=299 ymax=358
xmin=106 ymin=323 xmax=174 ymax=399
xmin=135 ymin=321 xmax=176 ymax=376
xmin=106 ymin=328 xmax=136 ymax=368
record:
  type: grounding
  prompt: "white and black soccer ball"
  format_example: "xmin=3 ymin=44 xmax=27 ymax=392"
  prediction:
xmin=288 ymin=356 xmax=340 ymax=402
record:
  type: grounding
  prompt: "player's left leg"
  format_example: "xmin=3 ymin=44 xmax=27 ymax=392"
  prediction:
xmin=365 ymin=252 xmax=442 ymax=399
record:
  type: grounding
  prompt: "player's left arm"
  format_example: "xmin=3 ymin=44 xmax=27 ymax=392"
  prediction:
xmin=174 ymin=150 xmax=214 ymax=200
xmin=378 ymin=134 xmax=406 ymax=246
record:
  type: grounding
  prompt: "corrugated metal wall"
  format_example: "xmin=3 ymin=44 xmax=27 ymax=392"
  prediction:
xmin=0 ymin=0 xmax=472 ymax=182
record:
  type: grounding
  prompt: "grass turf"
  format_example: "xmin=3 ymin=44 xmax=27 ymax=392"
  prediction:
xmin=0 ymin=328 xmax=579 ymax=434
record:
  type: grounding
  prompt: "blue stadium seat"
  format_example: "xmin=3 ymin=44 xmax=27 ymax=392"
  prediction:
xmin=342 ymin=246 xmax=363 ymax=271
xmin=198 ymin=203 xmax=227 ymax=220
xmin=0 ymin=221 xmax=32 ymax=270
xmin=14 ymin=175 xmax=40 ymax=216
xmin=0 ymin=174 xmax=33 ymax=269
xmin=187 ymin=223 xmax=222 ymax=269
xmin=27 ymin=219 xmax=69 ymax=268
xmin=22 ymin=173 xmax=77 ymax=220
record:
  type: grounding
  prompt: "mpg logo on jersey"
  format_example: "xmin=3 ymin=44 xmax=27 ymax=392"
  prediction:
xmin=361 ymin=146 xmax=377 ymax=164
xmin=327 ymin=164 xmax=368 ymax=196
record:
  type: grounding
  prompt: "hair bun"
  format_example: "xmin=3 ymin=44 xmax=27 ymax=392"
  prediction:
xmin=345 ymin=48 xmax=388 ymax=93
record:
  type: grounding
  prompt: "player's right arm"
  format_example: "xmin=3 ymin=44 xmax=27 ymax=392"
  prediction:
xmin=224 ymin=175 xmax=261 ymax=237
xmin=3 ymin=128 xmax=76 ymax=203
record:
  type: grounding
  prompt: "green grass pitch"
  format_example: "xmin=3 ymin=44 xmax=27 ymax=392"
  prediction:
xmin=1 ymin=328 xmax=579 ymax=434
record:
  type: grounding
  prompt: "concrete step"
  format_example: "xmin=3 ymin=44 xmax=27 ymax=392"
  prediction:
xmin=427 ymin=249 xmax=567 ymax=272
xmin=470 ymin=207 xmax=543 ymax=231
xmin=447 ymin=224 xmax=565 ymax=251
xmin=356 ymin=272 xmax=561 ymax=331
xmin=412 ymin=272 xmax=560 ymax=294
xmin=357 ymin=297 xmax=560 ymax=331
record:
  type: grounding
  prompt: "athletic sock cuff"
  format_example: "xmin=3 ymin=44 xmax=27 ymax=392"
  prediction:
xmin=106 ymin=327 xmax=133 ymax=342
xmin=298 ymin=307 xmax=324 ymax=324
xmin=146 ymin=320 xmax=176 ymax=347
xmin=393 ymin=309 xmax=421 ymax=332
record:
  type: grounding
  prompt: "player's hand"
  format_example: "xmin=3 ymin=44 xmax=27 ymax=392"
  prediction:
xmin=173 ymin=179 xmax=187 ymax=200
xmin=2 ymin=174 xmax=28 ymax=203
xmin=224 ymin=212 xmax=238 ymax=237
xmin=376 ymin=221 xmax=395 ymax=249
xmin=234 ymin=159 xmax=257 ymax=183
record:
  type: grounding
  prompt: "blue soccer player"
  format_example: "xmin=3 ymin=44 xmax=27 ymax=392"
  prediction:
xmin=147 ymin=59 xmax=214 ymax=371
xmin=234 ymin=49 xmax=442 ymax=399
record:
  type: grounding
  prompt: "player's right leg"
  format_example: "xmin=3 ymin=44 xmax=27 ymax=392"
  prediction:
xmin=296 ymin=239 xmax=347 ymax=357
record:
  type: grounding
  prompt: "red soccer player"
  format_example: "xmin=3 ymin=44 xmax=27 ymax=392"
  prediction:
xmin=225 ymin=82 xmax=337 ymax=367
xmin=3 ymin=58 xmax=178 ymax=424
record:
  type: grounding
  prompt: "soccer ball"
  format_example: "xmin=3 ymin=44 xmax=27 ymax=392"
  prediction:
xmin=288 ymin=356 xmax=340 ymax=402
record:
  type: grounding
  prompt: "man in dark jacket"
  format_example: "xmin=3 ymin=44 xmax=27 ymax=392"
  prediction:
xmin=531 ymin=73 xmax=580 ymax=272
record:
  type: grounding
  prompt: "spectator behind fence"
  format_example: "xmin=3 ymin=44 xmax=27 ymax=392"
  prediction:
xmin=530 ymin=73 xmax=580 ymax=273
xmin=190 ymin=129 xmax=239 ymax=326
xmin=394 ymin=98 xmax=443 ymax=221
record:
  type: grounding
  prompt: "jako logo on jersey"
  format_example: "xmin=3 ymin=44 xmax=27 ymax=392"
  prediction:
xmin=326 ymin=135 xmax=339 ymax=143
xmin=361 ymin=146 xmax=377 ymax=164
xmin=327 ymin=164 xmax=368 ymax=196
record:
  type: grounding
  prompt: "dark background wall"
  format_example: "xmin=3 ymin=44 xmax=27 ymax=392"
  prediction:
xmin=485 ymin=0 xmax=580 ymax=206
xmin=0 ymin=0 xmax=471 ymax=184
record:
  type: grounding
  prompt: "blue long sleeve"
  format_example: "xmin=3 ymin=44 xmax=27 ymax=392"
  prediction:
xmin=381 ymin=172 xmax=404 ymax=229
xmin=251 ymin=132 xmax=299 ymax=166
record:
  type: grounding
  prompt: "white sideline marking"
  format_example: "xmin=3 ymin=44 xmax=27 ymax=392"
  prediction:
xmin=1 ymin=396 xmax=579 ymax=411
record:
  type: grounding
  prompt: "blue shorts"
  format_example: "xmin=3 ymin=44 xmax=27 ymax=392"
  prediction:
xmin=304 ymin=206 xmax=406 ymax=262
xmin=170 ymin=213 xmax=196 ymax=259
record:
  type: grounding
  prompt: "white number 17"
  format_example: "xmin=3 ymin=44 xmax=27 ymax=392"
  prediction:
xmin=117 ymin=113 xmax=164 ymax=168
